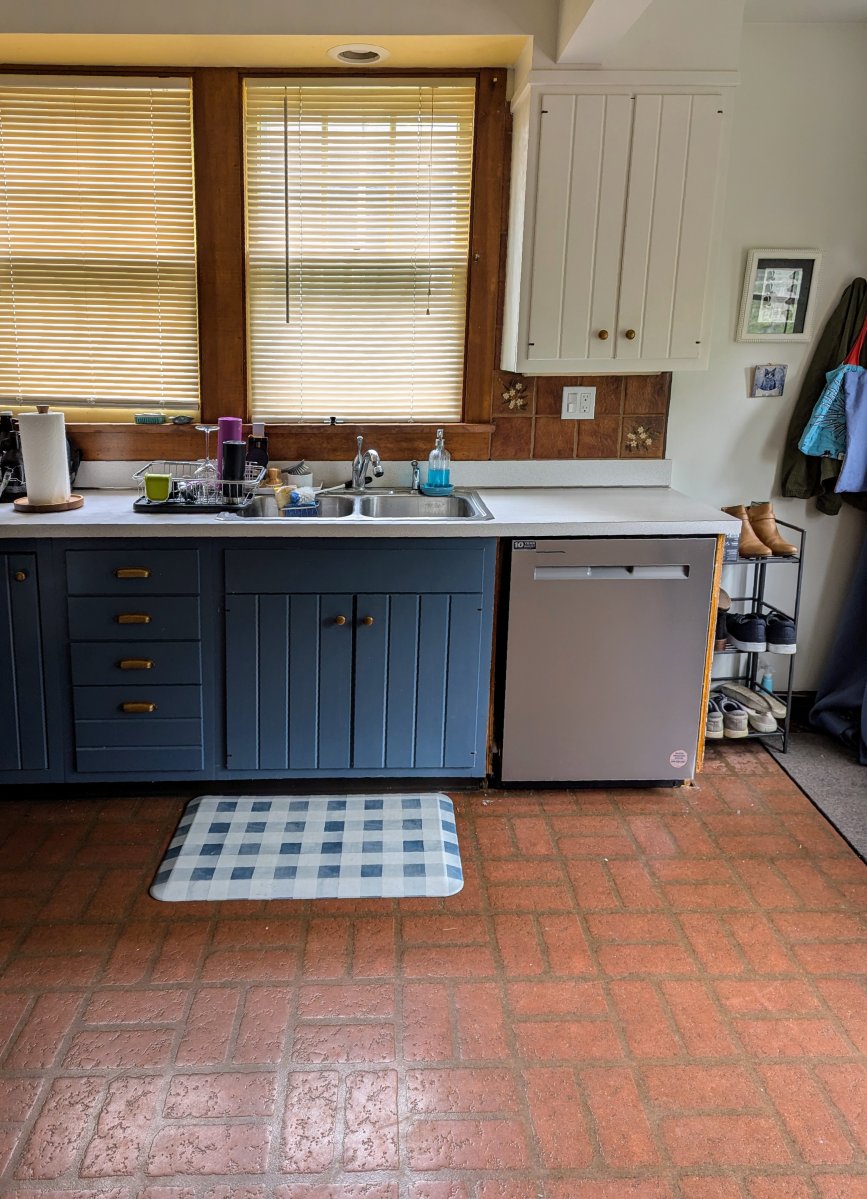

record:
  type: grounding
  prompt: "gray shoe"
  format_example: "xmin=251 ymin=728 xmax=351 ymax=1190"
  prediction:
xmin=717 ymin=682 xmax=787 ymax=720
xmin=718 ymin=695 xmax=749 ymax=738
xmin=746 ymin=707 xmax=777 ymax=734
xmin=706 ymin=695 xmax=724 ymax=739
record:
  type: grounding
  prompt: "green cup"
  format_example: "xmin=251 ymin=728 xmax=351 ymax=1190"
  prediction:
xmin=144 ymin=472 xmax=172 ymax=502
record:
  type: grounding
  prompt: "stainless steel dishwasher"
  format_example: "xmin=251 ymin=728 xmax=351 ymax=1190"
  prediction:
xmin=501 ymin=537 xmax=716 ymax=782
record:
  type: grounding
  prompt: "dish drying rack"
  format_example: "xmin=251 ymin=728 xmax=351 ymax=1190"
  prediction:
xmin=132 ymin=460 xmax=266 ymax=513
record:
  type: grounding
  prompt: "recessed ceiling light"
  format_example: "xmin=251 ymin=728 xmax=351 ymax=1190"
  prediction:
xmin=327 ymin=43 xmax=390 ymax=66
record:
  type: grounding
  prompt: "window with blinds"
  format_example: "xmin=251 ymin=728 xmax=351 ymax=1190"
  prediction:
xmin=0 ymin=77 xmax=199 ymax=413
xmin=244 ymin=79 xmax=475 ymax=423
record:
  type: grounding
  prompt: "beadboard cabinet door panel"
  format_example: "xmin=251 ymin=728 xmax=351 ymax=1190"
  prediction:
xmin=503 ymin=84 xmax=727 ymax=375
xmin=619 ymin=92 xmax=724 ymax=364
xmin=0 ymin=553 xmax=49 ymax=774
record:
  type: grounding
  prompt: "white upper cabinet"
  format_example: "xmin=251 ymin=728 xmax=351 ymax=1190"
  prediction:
xmin=502 ymin=86 xmax=727 ymax=374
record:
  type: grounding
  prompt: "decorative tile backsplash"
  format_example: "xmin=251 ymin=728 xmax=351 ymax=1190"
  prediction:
xmin=488 ymin=369 xmax=670 ymax=461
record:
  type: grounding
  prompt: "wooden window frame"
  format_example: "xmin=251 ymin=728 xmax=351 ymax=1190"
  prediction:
xmin=0 ymin=64 xmax=508 ymax=461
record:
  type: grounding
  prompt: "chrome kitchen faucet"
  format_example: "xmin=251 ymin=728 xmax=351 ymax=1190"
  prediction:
xmin=350 ymin=435 xmax=384 ymax=491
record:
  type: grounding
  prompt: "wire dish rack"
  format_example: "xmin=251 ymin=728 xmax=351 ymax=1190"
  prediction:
xmin=132 ymin=460 xmax=266 ymax=513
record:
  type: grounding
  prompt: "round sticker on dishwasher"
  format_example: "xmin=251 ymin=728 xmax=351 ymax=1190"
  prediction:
xmin=669 ymin=749 xmax=689 ymax=768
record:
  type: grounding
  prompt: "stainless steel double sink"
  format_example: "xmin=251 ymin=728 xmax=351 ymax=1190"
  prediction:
xmin=217 ymin=488 xmax=493 ymax=522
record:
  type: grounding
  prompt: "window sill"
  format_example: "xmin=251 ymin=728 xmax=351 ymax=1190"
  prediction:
xmin=66 ymin=422 xmax=495 ymax=462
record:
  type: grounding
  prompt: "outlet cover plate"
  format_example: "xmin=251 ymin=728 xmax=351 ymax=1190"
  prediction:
xmin=561 ymin=386 xmax=596 ymax=420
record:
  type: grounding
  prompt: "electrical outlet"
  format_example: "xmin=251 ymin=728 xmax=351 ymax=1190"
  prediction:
xmin=561 ymin=386 xmax=596 ymax=420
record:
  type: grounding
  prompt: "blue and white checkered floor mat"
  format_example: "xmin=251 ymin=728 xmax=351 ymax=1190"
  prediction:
xmin=150 ymin=793 xmax=463 ymax=902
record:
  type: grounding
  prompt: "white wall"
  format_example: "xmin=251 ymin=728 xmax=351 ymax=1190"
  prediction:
xmin=668 ymin=21 xmax=867 ymax=690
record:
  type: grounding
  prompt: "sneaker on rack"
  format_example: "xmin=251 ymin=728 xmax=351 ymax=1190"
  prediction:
xmin=746 ymin=706 xmax=777 ymax=733
xmin=706 ymin=694 xmax=725 ymax=739
xmin=767 ymin=612 xmax=797 ymax=654
xmin=725 ymin=612 xmax=767 ymax=652
xmin=717 ymin=695 xmax=750 ymax=738
xmin=717 ymin=682 xmax=787 ymax=720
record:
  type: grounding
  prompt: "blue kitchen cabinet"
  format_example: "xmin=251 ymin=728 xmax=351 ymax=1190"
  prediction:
xmin=224 ymin=540 xmax=495 ymax=777
xmin=0 ymin=551 xmax=50 ymax=776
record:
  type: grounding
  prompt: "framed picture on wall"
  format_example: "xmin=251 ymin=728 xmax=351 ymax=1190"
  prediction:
xmin=736 ymin=249 xmax=822 ymax=342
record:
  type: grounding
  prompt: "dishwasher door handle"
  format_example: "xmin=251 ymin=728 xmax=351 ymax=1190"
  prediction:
xmin=533 ymin=564 xmax=690 ymax=581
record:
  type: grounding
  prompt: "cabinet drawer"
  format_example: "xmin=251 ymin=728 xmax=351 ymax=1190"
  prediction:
xmin=66 ymin=548 xmax=199 ymax=596
xmin=74 ymin=746 xmax=204 ymax=774
xmin=74 ymin=718 xmax=202 ymax=749
xmin=72 ymin=684 xmax=202 ymax=721
xmin=225 ymin=544 xmax=487 ymax=595
xmin=67 ymin=597 xmax=200 ymax=641
xmin=70 ymin=641 xmax=202 ymax=686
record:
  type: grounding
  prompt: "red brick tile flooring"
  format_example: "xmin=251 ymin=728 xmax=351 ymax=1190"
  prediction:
xmin=0 ymin=742 xmax=865 ymax=1197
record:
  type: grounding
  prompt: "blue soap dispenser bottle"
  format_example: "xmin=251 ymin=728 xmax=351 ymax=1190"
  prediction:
xmin=427 ymin=427 xmax=451 ymax=489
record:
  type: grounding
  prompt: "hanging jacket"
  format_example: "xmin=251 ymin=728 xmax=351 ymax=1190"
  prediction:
xmin=781 ymin=277 xmax=867 ymax=514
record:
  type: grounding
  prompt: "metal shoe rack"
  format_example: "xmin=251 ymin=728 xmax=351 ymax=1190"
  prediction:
xmin=711 ymin=519 xmax=805 ymax=753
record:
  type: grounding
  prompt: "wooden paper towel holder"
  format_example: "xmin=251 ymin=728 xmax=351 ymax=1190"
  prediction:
xmin=14 ymin=494 xmax=84 ymax=514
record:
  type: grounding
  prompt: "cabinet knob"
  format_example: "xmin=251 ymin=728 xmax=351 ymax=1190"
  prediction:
xmin=361 ymin=615 xmax=375 ymax=626
xmin=114 ymin=568 xmax=151 ymax=579
xmin=118 ymin=659 xmax=154 ymax=671
xmin=624 ymin=328 xmax=637 ymax=340
xmin=116 ymin=614 xmax=151 ymax=625
xmin=334 ymin=615 xmax=347 ymax=626
xmin=13 ymin=570 xmax=27 ymax=582
xmin=120 ymin=702 xmax=157 ymax=714
xmin=597 ymin=329 xmax=609 ymax=341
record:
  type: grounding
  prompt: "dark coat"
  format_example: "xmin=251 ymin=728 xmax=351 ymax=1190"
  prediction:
xmin=780 ymin=277 xmax=867 ymax=515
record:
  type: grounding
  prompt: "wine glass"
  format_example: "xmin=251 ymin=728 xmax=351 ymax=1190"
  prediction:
xmin=194 ymin=425 xmax=219 ymax=479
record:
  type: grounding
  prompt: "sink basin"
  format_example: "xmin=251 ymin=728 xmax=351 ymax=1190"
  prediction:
xmin=357 ymin=493 xmax=486 ymax=519
xmin=216 ymin=488 xmax=492 ymax=522
xmin=315 ymin=495 xmax=356 ymax=518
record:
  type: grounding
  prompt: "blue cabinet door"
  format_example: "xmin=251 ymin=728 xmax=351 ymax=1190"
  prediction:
xmin=0 ymin=553 xmax=48 ymax=774
xmin=356 ymin=592 xmax=485 ymax=771
xmin=225 ymin=592 xmax=354 ymax=772
xmin=226 ymin=589 xmax=486 ymax=775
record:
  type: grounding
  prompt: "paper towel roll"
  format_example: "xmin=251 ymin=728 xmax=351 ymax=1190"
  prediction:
xmin=18 ymin=412 xmax=71 ymax=506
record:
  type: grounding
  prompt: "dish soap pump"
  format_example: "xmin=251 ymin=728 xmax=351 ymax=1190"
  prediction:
xmin=427 ymin=428 xmax=451 ymax=489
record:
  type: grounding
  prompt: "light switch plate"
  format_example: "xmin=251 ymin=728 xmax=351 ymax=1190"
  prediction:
xmin=561 ymin=386 xmax=596 ymax=420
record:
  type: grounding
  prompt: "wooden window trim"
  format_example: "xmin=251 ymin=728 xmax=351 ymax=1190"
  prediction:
xmin=1 ymin=64 xmax=508 ymax=460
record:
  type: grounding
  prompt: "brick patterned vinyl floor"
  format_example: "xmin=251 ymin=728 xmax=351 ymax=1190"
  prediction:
xmin=0 ymin=743 xmax=865 ymax=1198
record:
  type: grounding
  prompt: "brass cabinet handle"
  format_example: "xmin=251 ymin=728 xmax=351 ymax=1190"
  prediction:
xmin=13 ymin=570 xmax=27 ymax=582
xmin=116 ymin=613 xmax=152 ymax=625
xmin=114 ymin=568 xmax=151 ymax=579
xmin=361 ymin=616 xmax=375 ymax=626
xmin=597 ymin=329 xmax=609 ymax=340
xmin=120 ymin=702 xmax=157 ymax=714
xmin=334 ymin=615 xmax=347 ymax=626
xmin=118 ymin=659 xmax=154 ymax=671
xmin=624 ymin=328 xmax=637 ymax=340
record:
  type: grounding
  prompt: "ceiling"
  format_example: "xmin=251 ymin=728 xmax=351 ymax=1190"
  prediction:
xmin=745 ymin=0 xmax=867 ymax=20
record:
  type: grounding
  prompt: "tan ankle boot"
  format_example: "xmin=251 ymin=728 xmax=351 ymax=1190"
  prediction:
xmin=722 ymin=505 xmax=772 ymax=558
xmin=747 ymin=501 xmax=798 ymax=556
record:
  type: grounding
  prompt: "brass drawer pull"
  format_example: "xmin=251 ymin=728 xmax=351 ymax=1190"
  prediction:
xmin=334 ymin=615 xmax=347 ymax=626
xmin=597 ymin=329 xmax=609 ymax=340
xmin=624 ymin=328 xmax=637 ymax=340
xmin=13 ymin=570 xmax=28 ymax=582
xmin=361 ymin=615 xmax=375 ymax=626
xmin=120 ymin=702 xmax=157 ymax=714
xmin=118 ymin=659 xmax=154 ymax=671
xmin=116 ymin=613 xmax=151 ymax=625
xmin=114 ymin=568 xmax=151 ymax=579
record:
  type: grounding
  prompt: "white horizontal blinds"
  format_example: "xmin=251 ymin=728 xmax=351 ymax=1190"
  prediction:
xmin=0 ymin=79 xmax=199 ymax=411
xmin=244 ymin=80 xmax=475 ymax=423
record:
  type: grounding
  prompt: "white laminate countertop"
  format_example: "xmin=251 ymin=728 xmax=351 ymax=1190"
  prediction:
xmin=0 ymin=487 xmax=737 ymax=539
